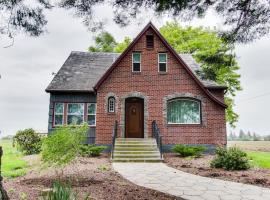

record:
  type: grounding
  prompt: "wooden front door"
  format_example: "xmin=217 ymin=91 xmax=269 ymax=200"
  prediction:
xmin=125 ymin=98 xmax=144 ymax=138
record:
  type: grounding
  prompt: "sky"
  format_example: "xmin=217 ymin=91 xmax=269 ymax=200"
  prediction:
xmin=0 ymin=4 xmax=270 ymax=137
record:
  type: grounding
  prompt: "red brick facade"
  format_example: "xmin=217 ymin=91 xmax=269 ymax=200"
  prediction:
xmin=95 ymin=26 xmax=227 ymax=146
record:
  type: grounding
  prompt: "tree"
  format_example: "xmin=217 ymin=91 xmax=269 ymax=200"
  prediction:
xmin=114 ymin=37 xmax=132 ymax=53
xmin=239 ymin=129 xmax=246 ymax=140
xmin=88 ymin=32 xmax=117 ymax=52
xmin=159 ymin=22 xmax=241 ymax=127
xmin=1 ymin=0 xmax=270 ymax=44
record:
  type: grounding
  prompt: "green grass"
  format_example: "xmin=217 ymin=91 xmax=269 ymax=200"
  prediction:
xmin=0 ymin=139 xmax=28 ymax=178
xmin=247 ymin=151 xmax=270 ymax=169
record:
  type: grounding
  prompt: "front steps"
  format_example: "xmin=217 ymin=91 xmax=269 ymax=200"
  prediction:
xmin=112 ymin=138 xmax=163 ymax=162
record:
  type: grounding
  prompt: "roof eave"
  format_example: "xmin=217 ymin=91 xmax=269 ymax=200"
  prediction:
xmin=45 ymin=89 xmax=94 ymax=93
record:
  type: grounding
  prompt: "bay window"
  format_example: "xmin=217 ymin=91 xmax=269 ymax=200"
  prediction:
xmin=87 ymin=103 xmax=96 ymax=126
xmin=67 ymin=103 xmax=84 ymax=125
xmin=54 ymin=103 xmax=64 ymax=125
xmin=167 ymin=99 xmax=201 ymax=124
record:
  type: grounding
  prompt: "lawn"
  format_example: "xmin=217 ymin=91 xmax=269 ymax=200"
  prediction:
xmin=247 ymin=151 xmax=270 ymax=169
xmin=0 ymin=139 xmax=28 ymax=178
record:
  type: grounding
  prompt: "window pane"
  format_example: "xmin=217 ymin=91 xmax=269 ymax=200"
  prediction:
xmin=55 ymin=103 xmax=63 ymax=114
xmin=133 ymin=63 xmax=140 ymax=71
xmin=159 ymin=63 xmax=167 ymax=72
xmin=108 ymin=98 xmax=115 ymax=112
xmin=167 ymin=99 xmax=200 ymax=124
xmin=68 ymin=103 xmax=84 ymax=114
xmin=88 ymin=103 xmax=96 ymax=114
xmin=159 ymin=54 xmax=166 ymax=63
xmin=54 ymin=115 xmax=63 ymax=125
xmin=133 ymin=53 xmax=140 ymax=63
xmin=87 ymin=115 xmax=96 ymax=126
xmin=67 ymin=115 xmax=84 ymax=125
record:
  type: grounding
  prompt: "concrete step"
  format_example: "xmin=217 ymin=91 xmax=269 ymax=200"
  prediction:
xmin=114 ymin=147 xmax=159 ymax=151
xmin=115 ymin=144 xmax=157 ymax=148
xmin=113 ymin=151 xmax=160 ymax=154
xmin=113 ymin=154 xmax=161 ymax=158
xmin=113 ymin=158 xmax=163 ymax=163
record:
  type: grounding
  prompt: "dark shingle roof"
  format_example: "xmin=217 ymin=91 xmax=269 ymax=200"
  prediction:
xmin=46 ymin=51 xmax=226 ymax=92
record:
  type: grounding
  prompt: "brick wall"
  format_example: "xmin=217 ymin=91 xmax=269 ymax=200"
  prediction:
xmin=95 ymin=28 xmax=227 ymax=146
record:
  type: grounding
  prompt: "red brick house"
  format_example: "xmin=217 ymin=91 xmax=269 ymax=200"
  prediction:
xmin=46 ymin=22 xmax=227 ymax=158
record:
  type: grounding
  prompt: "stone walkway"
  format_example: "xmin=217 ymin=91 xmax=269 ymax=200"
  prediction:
xmin=113 ymin=163 xmax=270 ymax=200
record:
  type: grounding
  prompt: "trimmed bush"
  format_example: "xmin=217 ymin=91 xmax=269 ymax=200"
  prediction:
xmin=13 ymin=128 xmax=42 ymax=155
xmin=79 ymin=145 xmax=107 ymax=157
xmin=211 ymin=147 xmax=250 ymax=170
xmin=42 ymin=124 xmax=88 ymax=166
xmin=172 ymin=144 xmax=206 ymax=157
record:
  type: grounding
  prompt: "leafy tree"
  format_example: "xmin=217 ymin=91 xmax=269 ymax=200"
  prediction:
xmin=13 ymin=128 xmax=42 ymax=155
xmin=88 ymin=32 xmax=117 ymax=52
xmin=253 ymin=132 xmax=261 ymax=141
xmin=159 ymin=22 xmax=241 ymax=127
xmin=239 ymin=129 xmax=246 ymax=140
xmin=114 ymin=37 xmax=132 ymax=53
xmin=1 ymin=0 xmax=270 ymax=44
xmin=42 ymin=124 xmax=88 ymax=166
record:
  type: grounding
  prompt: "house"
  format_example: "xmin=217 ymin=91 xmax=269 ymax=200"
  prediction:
xmin=46 ymin=22 xmax=227 ymax=158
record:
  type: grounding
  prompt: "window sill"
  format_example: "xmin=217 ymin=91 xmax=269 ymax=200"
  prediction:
xmin=107 ymin=112 xmax=116 ymax=115
xmin=166 ymin=123 xmax=202 ymax=127
xmin=132 ymin=71 xmax=141 ymax=74
xmin=158 ymin=72 xmax=167 ymax=75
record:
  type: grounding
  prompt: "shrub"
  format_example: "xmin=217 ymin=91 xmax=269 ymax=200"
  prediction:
xmin=211 ymin=147 xmax=250 ymax=170
xmin=172 ymin=144 xmax=206 ymax=157
xmin=13 ymin=128 xmax=42 ymax=155
xmin=42 ymin=124 xmax=88 ymax=166
xmin=79 ymin=145 xmax=107 ymax=157
xmin=41 ymin=181 xmax=78 ymax=200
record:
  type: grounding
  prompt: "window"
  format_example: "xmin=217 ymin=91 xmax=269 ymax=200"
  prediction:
xmin=167 ymin=99 xmax=201 ymax=124
xmin=67 ymin=103 xmax=84 ymax=125
xmin=87 ymin=103 xmax=96 ymax=126
xmin=146 ymin=35 xmax=154 ymax=48
xmin=54 ymin=103 xmax=64 ymax=125
xmin=132 ymin=52 xmax=141 ymax=72
xmin=108 ymin=97 xmax=115 ymax=113
xmin=158 ymin=53 xmax=167 ymax=72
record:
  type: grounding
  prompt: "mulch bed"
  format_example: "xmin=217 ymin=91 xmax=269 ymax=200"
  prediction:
xmin=4 ymin=154 xmax=182 ymax=200
xmin=164 ymin=153 xmax=270 ymax=188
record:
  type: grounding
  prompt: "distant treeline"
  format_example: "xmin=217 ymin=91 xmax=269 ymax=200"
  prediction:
xmin=228 ymin=130 xmax=270 ymax=141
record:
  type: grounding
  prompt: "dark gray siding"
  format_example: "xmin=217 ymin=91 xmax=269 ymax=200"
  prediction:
xmin=48 ymin=92 xmax=96 ymax=144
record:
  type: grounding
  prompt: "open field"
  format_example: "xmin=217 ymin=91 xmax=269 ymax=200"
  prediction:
xmin=0 ymin=139 xmax=28 ymax=178
xmin=228 ymin=141 xmax=270 ymax=169
xmin=227 ymin=141 xmax=270 ymax=152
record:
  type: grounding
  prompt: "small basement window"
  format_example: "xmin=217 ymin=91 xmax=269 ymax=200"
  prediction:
xmin=146 ymin=35 xmax=154 ymax=48
xmin=132 ymin=52 xmax=141 ymax=72
xmin=108 ymin=97 xmax=115 ymax=113
xmin=158 ymin=53 xmax=167 ymax=72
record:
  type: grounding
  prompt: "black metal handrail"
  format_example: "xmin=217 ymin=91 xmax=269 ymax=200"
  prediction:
xmin=152 ymin=120 xmax=163 ymax=159
xmin=111 ymin=120 xmax=118 ymax=159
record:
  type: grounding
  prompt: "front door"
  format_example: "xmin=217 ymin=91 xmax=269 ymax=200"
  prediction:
xmin=125 ymin=98 xmax=144 ymax=138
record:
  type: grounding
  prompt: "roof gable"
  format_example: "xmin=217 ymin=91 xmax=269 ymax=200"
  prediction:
xmin=94 ymin=22 xmax=227 ymax=108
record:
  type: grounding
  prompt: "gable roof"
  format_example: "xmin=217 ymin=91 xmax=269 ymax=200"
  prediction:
xmin=45 ymin=51 xmax=226 ymax=93
xmin=93 ymin=22 xmax=227 ymax=108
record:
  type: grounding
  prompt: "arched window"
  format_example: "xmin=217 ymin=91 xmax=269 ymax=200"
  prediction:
xmin=108 ymin=97 xmax=115 ymax=113
xmin=167 ymin=98 xmax=201 ymax=124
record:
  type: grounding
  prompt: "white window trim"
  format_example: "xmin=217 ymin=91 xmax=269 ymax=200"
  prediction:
xmin=66 ymin=103 xmax=85 ymax=125
xmin=87 ymin=103 xmax=96 ymax=127
xmin=54 ymin=103 xmax=64 ymax=126
xmin=108 ymin=97 xmax=115 ymax=113
xmin=158 ymin=53 xmax=167 ymax=73
xmin=167 ymin=98 xmax=201 ymax=125
xmin=132 ymin=52 xmax=141 ymax=72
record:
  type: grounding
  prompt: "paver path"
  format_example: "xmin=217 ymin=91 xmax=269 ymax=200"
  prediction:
xmin=113 ymin=163 xmax=270 ymax=200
